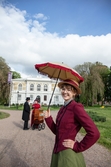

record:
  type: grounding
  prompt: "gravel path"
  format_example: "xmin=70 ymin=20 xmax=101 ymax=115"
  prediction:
xmin=0 ymin=110 xmax=111 ymax=167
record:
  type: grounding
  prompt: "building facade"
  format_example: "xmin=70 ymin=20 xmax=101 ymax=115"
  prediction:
xmin=10 ymin=77 xmax=64 ymax=106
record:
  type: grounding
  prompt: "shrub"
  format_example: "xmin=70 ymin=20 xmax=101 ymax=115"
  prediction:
xmin=87 ymin=111 xmax=106 ymax=122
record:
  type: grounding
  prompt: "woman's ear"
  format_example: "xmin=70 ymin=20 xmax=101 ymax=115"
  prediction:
xmin=73 ymin=89 xmax=78 ymax=97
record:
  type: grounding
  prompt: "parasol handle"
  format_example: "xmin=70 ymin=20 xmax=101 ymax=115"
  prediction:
xmin=47 ymin=77 xmax=59 ymax=111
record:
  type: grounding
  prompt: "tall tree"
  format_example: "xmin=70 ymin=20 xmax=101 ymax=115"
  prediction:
xmin=0 ymin=57 xmax=21 ymax=104
xmin=0 ymin=57 xmax=11 ymax=104
xmin=74 ymin=62 xmax=107 ymax=106
xmin=103 ymin=67 xmax=111 ymax=102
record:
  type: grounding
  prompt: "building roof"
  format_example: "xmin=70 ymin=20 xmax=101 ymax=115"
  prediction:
xmin=12 ymin=77 xmax=56 ymax=82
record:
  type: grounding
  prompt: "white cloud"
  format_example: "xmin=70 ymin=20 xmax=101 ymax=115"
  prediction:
xmin=34 ymin=13 xmax=48 ymax=21
xmin=0 ymin=3 xmax=111 ymax=78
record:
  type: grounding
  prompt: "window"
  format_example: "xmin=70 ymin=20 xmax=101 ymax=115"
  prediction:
xmin=30 ymin=84 xmax=34 ymax=91
xmin=18 ymin=84 xmax=22 ymax=91
xmin=37 ymin=84 xmax=41 ymax=91
xmin=18 ymin=94 xmax=21 ymax=100
xmin=36 ymin=95 xmax=40 ymax=103
xmin=44 ymin=84 xmax=48 ymax=91
xmin=54 ymin=96 xmax=59 ymax=102
xmin=44 ymin=95 xmax=47 ymax=101
xmin=30 ymin=95 xmax=33 ymax=101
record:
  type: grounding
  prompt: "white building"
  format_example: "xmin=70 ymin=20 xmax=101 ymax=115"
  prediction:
xmin=10 ymin=77 xmax=64 ymax=106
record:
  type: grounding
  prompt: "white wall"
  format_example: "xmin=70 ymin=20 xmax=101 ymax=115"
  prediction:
xmin=10 ymin=78 xmax=64 ymax=106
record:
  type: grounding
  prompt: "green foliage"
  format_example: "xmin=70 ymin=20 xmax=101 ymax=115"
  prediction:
xmin=75 ymin=62 xmax=109 ymax=106
xmin=12 ymin=71 xmax=21 ymax=79
xmin=87 ymin=111 xmax=106 ymax=122
xmin=0 ymin=56 xmax=22 ymax=105
xmin=104 ymin=69 xmax=111 ymax=102
xmin=41 ymin=104 xmax=61 ymax=111
xmin=0 ymin=57 xmax=11 ymax=104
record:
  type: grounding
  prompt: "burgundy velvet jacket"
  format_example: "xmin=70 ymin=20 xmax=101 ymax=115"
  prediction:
xmin=45 ymin=100 xmax=100 ymax=153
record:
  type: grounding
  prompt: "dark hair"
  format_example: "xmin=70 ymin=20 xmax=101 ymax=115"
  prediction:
xmin=26 ymin=97 xmax=30 ymax=101
xmin=34 ymin=98 xmax=38 ymax=102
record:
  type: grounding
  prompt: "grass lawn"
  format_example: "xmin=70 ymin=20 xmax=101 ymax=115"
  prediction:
xmin=0 ymin=111 xmax=10 ymax=119
xmin=85 ymin=106 xmax=111 ymax=150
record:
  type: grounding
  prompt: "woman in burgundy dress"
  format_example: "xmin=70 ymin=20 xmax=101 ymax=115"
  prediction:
xmin=44 ymin=79 xmax=100 ymax=167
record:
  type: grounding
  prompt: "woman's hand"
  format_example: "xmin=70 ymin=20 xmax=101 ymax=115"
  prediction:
xmin=62 ymin=139 xmax=75 ymax=149
xmin=44 ymin=109 xmax=51 ymax=118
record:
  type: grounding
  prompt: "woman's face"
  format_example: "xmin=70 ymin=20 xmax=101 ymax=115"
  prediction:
xmin=60 ymin=85 xmax=76 ymax=101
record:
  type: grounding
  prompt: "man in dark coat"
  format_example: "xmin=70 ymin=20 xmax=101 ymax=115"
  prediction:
xmin=22 ymin=97 xmax=31 ymax=130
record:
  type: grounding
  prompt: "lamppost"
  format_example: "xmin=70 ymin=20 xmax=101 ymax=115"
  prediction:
xmin=17 ymin=91 xmax=19 ymax=109
xmin=8 ymin=72 xmax=12 ymax=107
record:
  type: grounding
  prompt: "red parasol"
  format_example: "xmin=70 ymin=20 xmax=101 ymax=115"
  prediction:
xmin=35 ymin=62 xmax=84 ymax=109
xmin=35 ymin=62 xmax=84 ymax=83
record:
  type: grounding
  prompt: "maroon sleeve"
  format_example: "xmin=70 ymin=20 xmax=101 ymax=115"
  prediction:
xmin=45 ymin=116 xmax=56 ymax=135
xmin=73 ymin=104 xmax=100 ymax=152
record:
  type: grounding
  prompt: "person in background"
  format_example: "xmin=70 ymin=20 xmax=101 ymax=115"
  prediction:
xmin=44 ymin=79 xmax=100 ymax=167
xmin=31 ymin=99 xmax=41 ymax=127
xmin=22 ymin=97 xmax=31 ymax=130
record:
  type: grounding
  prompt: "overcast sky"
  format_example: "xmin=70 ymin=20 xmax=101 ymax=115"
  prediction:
xmin=0 ymin=0 xmax=111 ymax=78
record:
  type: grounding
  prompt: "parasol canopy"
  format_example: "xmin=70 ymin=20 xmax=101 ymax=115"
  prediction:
xmin=35 ymin=62 xmax=84 ymax=83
